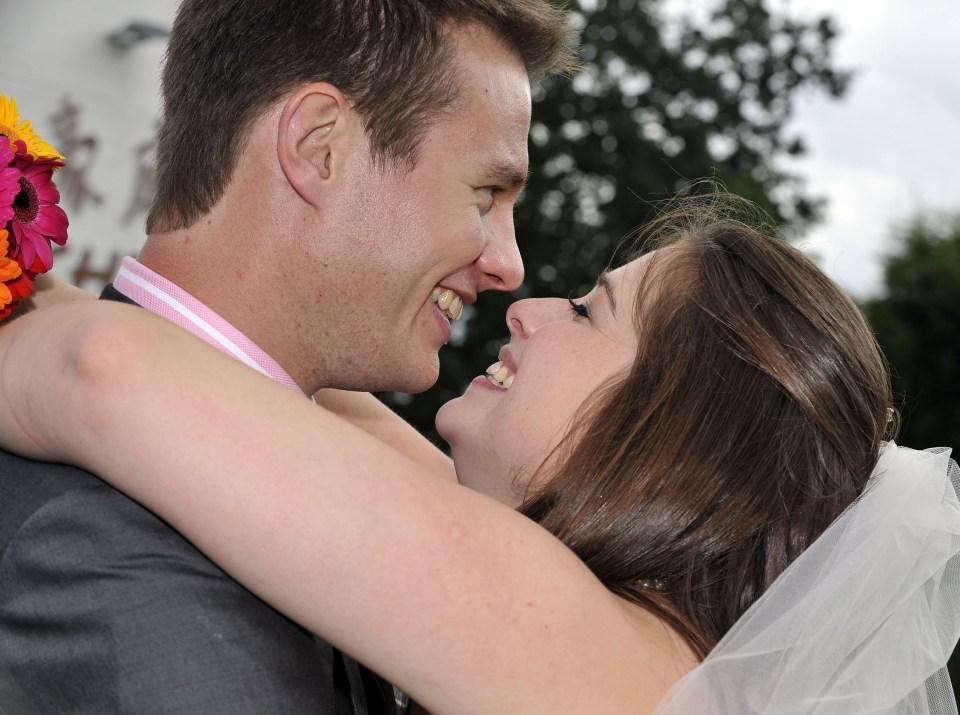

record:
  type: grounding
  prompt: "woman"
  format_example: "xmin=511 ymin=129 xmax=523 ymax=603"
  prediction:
xmin=1 ymin=196 xmax=958 ymax=714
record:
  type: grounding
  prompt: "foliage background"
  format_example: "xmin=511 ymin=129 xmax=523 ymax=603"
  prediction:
xmin=865 ymin=217 xmax=960 ymax=454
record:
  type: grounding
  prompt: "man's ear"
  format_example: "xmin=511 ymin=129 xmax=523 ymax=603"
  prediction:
xmin=277 ymin=83 xmax=352 ymax=206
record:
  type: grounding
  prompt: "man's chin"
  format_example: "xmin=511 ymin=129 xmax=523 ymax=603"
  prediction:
xmin=382 ymin=357 xmax=440 ymax=395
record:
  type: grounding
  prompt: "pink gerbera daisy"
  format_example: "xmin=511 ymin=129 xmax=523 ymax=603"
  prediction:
xmin=0 ymin=141 xmax=20 ymax=226
xmin=9 ymin=153 xmax=67 ymax=273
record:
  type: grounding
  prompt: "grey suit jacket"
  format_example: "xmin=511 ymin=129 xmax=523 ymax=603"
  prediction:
xmin=0 ymin=288 xmax=395 ymax=714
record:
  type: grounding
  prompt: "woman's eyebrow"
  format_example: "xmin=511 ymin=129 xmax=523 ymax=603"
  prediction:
xmin=598 ymin=271 xmax=617 ymax=315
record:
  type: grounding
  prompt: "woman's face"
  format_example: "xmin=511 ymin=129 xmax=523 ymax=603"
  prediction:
xmin=436 ymin=252 xmax=655 ymax=506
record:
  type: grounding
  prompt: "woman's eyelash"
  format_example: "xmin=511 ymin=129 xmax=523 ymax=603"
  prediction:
xmin=568 ymin=295 xmax=590 ymax=319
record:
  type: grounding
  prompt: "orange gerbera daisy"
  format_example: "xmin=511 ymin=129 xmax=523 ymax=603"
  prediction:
xmin=0 ymin=228 xmax=24 ymax=311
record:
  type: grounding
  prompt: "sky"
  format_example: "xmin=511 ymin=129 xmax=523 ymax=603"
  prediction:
xmin=784 ymin=0 xmax=960 ymax=299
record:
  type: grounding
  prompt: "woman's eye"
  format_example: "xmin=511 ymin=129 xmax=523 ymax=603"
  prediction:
xmin=568 ymin=296 xmax=590 ymax=319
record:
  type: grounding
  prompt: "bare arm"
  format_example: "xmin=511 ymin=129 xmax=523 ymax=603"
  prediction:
xmin=0 ymin=302 xmax=687 ymax=715
xmin=7 ymin=272 xmax=94 ymax=320
xmin=312 ymin=389 xmax=455 ymax=482
xmin=20 ymin=275 xmax=456 ymax=479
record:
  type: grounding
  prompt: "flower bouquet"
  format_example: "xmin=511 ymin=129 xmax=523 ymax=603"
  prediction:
xmin=0 ymin=96 xmax=68 ymax=320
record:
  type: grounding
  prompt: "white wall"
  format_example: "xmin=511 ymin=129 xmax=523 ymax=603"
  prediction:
xmin=2 ymin=0 xmax=178 ymax=288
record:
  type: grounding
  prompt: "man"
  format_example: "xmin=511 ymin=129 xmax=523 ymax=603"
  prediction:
xmin=0 ymin=1 xmax=576 ymax=712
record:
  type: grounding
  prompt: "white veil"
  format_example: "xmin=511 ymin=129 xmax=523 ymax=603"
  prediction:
xmin=655 ymin=444 xmax=960 ymax=715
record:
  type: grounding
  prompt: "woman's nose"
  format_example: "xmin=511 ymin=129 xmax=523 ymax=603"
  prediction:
xmin=506 ymin=297 xmax=568 ymax=339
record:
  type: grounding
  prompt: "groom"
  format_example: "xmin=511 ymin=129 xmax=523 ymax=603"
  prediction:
xmin=0 ymin=1 xmax=575 ymax=713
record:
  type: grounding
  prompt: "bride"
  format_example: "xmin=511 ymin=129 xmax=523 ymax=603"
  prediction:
xmin=1 ymin=196 xmax=958 ymax=714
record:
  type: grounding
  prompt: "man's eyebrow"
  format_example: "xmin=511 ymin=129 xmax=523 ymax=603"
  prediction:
xmin=483 ymin=161 xmax=530 ymax=192
xmin=598 ymin=271 xmax=617 ymax=315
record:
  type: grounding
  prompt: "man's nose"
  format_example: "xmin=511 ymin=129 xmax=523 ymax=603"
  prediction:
xmin=475 ymin=215 xmax=523 ymax=292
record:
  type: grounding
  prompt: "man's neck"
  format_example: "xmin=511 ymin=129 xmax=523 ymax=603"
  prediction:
xmin=129 ymin=250 xmax=315 ymax=395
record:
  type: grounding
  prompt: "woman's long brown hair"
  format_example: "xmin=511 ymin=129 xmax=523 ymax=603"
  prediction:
xmin=520 ymin=193 xmax=893 ymax=658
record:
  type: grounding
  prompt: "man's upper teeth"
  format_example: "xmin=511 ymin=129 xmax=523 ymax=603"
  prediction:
xmin=485 ymin=361 xmax=515 ymax=389
xmin=431 ymin=287 xmax=463 ymax=320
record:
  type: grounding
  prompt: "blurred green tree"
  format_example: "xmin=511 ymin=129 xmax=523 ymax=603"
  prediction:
xmin=384 ymin=0 xmax=851 ymax=441
xmin=864 ymin=216 xmax=960 ymax=451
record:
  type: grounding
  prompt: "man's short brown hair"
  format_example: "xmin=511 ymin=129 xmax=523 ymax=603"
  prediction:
xmin=147 ymin=0 xmax=578 ymax=233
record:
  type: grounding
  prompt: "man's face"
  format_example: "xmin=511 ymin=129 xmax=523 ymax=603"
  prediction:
xmin=301 ymin=24 xmax=532 ymax=394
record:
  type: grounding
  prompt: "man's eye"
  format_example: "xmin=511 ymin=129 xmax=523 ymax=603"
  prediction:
xmin=479 ymin=186 xmax=502 ymax=207
xmin=567 ymin=296 xmax=590 ymax=319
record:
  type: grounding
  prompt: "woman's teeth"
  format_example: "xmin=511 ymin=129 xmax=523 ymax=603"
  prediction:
xmin=431 ymin=287 xmax=463 ymax=321
xmin=485 ymin=361 xmax=515 ymax=389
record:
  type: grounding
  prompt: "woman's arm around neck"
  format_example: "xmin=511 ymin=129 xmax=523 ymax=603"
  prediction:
xmin=0 ymin=301 xmax=695 ymax=714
